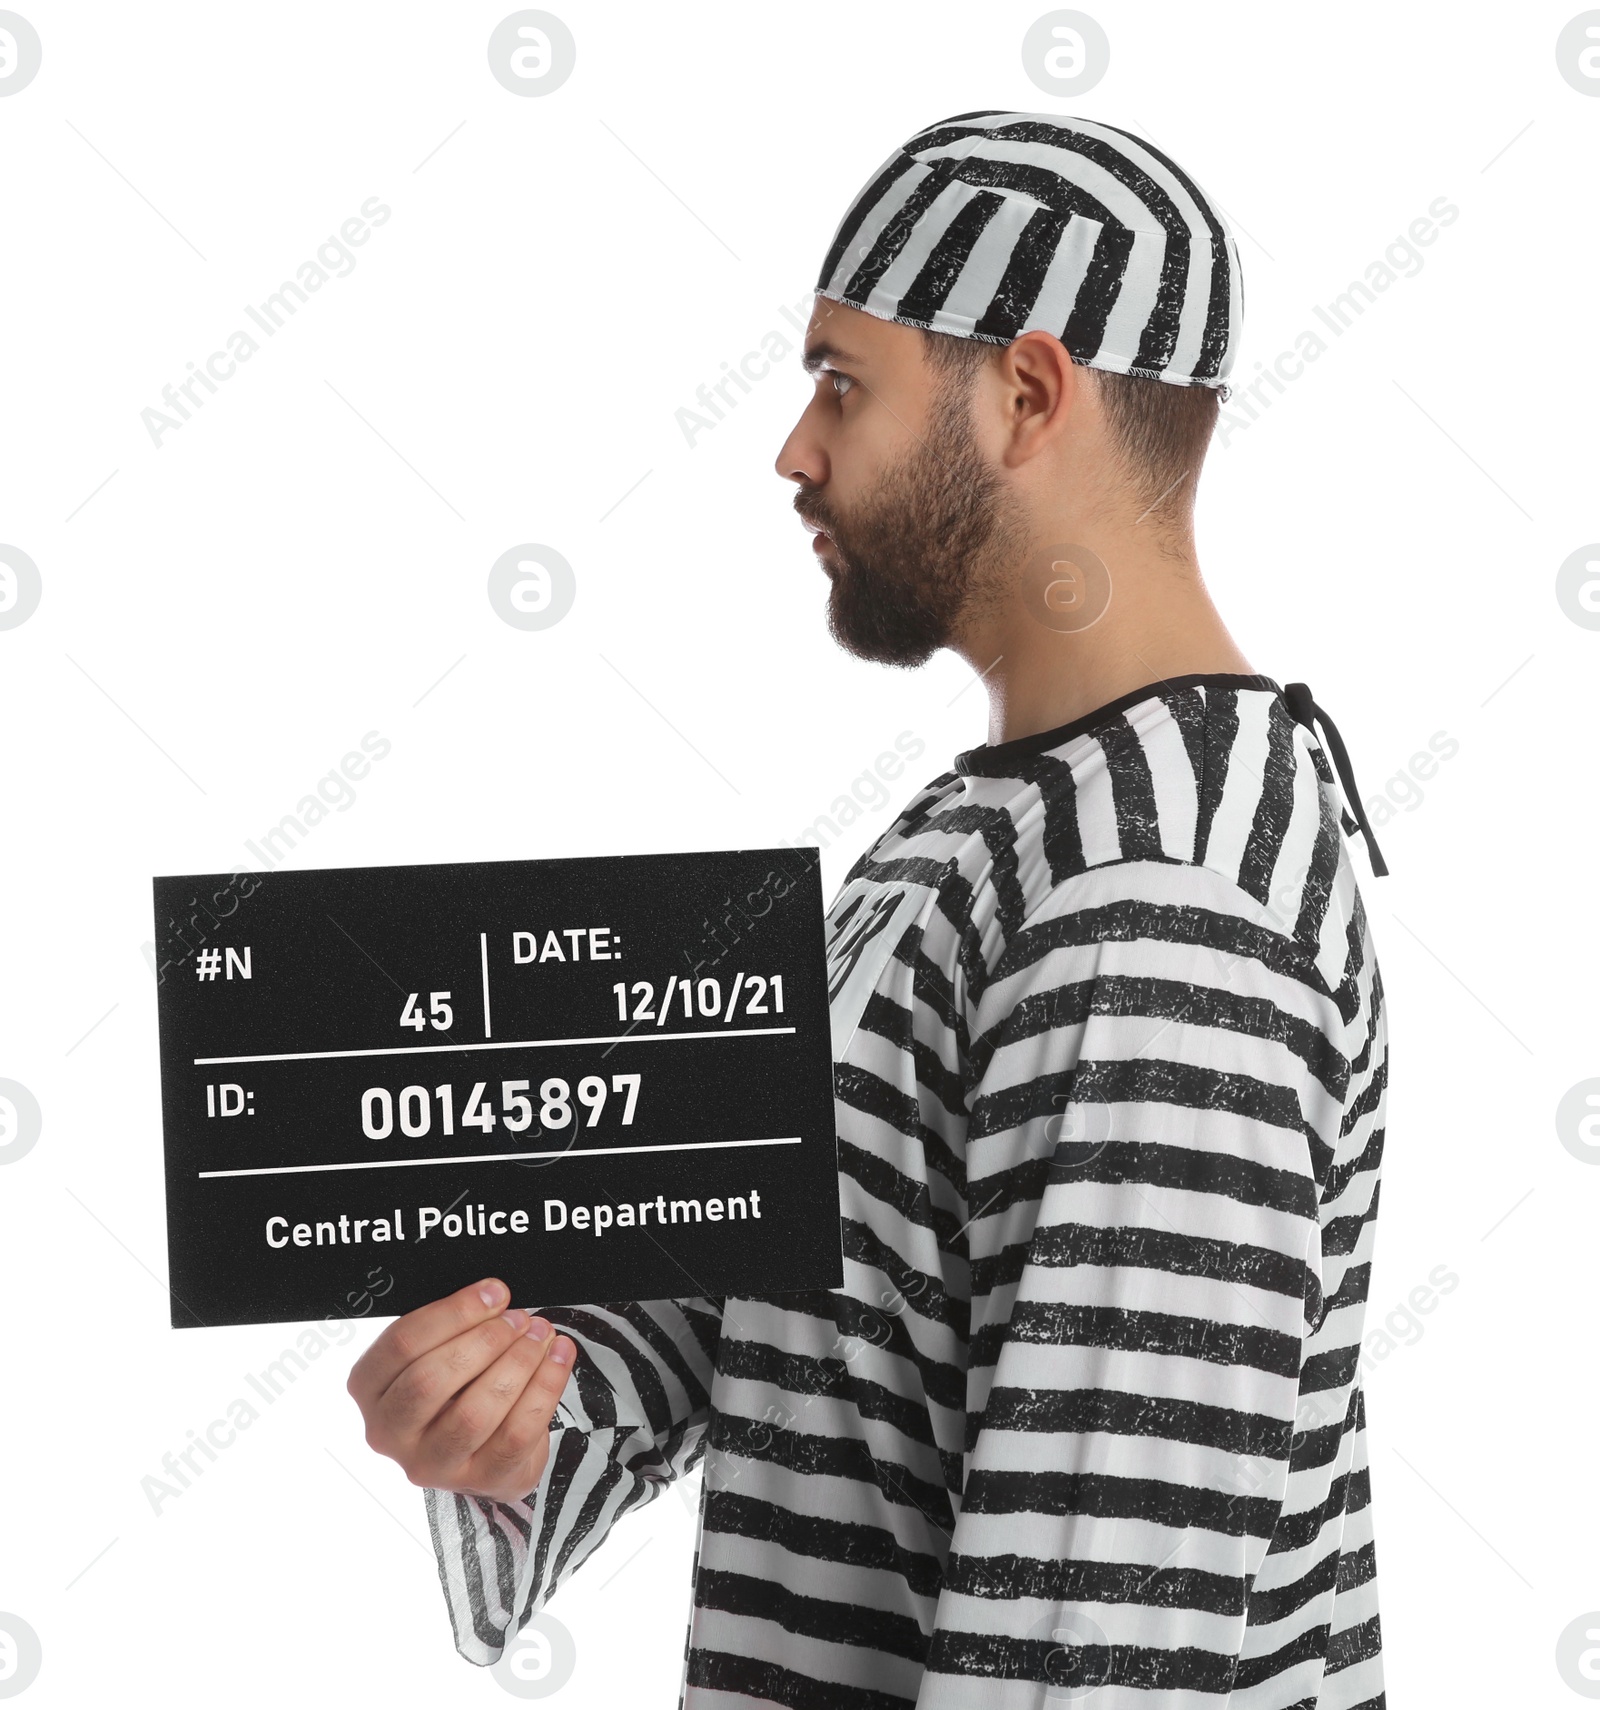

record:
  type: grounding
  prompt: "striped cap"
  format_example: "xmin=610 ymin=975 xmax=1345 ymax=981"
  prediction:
xmin=813 ymin=110 xmax=1242 ymax=389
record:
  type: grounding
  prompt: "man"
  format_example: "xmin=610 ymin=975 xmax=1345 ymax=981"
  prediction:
xmin=349 ymin=111 xmax=1390 ymax=1707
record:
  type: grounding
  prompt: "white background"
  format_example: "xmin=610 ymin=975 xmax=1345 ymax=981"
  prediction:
xmin=1 ymin=2 xmax=1596 ymax=1704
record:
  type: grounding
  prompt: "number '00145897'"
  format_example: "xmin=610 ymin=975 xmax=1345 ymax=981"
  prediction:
xmin=359 ymin=1075 xmax=641 ymax=1140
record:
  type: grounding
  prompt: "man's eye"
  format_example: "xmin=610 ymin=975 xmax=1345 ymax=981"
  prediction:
xmin=829 ymin=372 xmax=855 ymax=398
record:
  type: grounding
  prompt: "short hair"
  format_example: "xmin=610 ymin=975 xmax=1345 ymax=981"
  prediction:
xmin=918 ymin=326 xmax=1221 ymax=533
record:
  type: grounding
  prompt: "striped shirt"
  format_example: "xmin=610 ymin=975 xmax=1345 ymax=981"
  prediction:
xmin=426 ymin=671 xmax=1388 ymax=1708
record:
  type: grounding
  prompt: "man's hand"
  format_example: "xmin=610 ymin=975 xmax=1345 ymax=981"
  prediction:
xmin=347 ymin=1277 xmax=577 ymax=1504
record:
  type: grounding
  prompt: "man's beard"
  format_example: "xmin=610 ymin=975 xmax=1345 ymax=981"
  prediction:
xmin=799 ymin=379 xmax=1026 ymax=667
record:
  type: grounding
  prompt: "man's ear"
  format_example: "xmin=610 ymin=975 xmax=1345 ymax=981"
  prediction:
xmin=996 ymin=331 xmax=1079 ymax=466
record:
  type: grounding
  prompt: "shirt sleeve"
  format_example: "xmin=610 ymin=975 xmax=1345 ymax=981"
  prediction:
xmin=425 ymin=1294 xmax=723 ymax=1666
xmin=916 ymin=859 xmax=1340 ymax=1707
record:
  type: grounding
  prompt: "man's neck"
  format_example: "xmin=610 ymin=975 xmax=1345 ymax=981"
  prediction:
xmin=956 ymin=539 xmax=1255 ymax=747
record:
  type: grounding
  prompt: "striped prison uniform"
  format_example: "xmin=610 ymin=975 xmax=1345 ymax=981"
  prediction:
xmin=426 ymin=671 xmax=1388 ymax=1709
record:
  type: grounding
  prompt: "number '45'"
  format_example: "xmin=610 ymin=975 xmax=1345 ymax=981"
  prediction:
xmin=401 ymin=991 xmax=453 ymax=1031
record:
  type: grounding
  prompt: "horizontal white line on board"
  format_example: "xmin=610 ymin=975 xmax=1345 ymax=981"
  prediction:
xmin=194 ymin=1024 xmax=798 ymax=1067
xmin=197 ymin=1134 xmax=805 ymax=1179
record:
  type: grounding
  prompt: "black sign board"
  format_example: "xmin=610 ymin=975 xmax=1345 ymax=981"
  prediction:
xmin=151 ymin=848 xmax=841 ymax=1328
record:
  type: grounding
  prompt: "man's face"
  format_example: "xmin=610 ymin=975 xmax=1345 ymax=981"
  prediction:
xmin=775 ymin=299 xmax=1025 ymax=667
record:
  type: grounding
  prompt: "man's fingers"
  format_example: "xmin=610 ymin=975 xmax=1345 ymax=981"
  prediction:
xmin=418 ymin=1321 xmax=576 ymax=1477
xmin=462 ymin=1333 xmax=580 ymax=1499
xmin=348 ymin=1276 xmax=513 ymax=1407
xmin=377 ymin=1306 xmax=550 ymax=1441
xmin=344 ymin=1279 xmax=581 ymax=1500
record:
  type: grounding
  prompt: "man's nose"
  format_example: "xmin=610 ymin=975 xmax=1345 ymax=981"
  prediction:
xmin=774 ymin=401 xmax=828 ymax=489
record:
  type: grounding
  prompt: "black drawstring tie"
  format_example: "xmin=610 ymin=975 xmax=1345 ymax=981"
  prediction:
xmin=1282 ymin=682 xmax=1389 ymax=878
